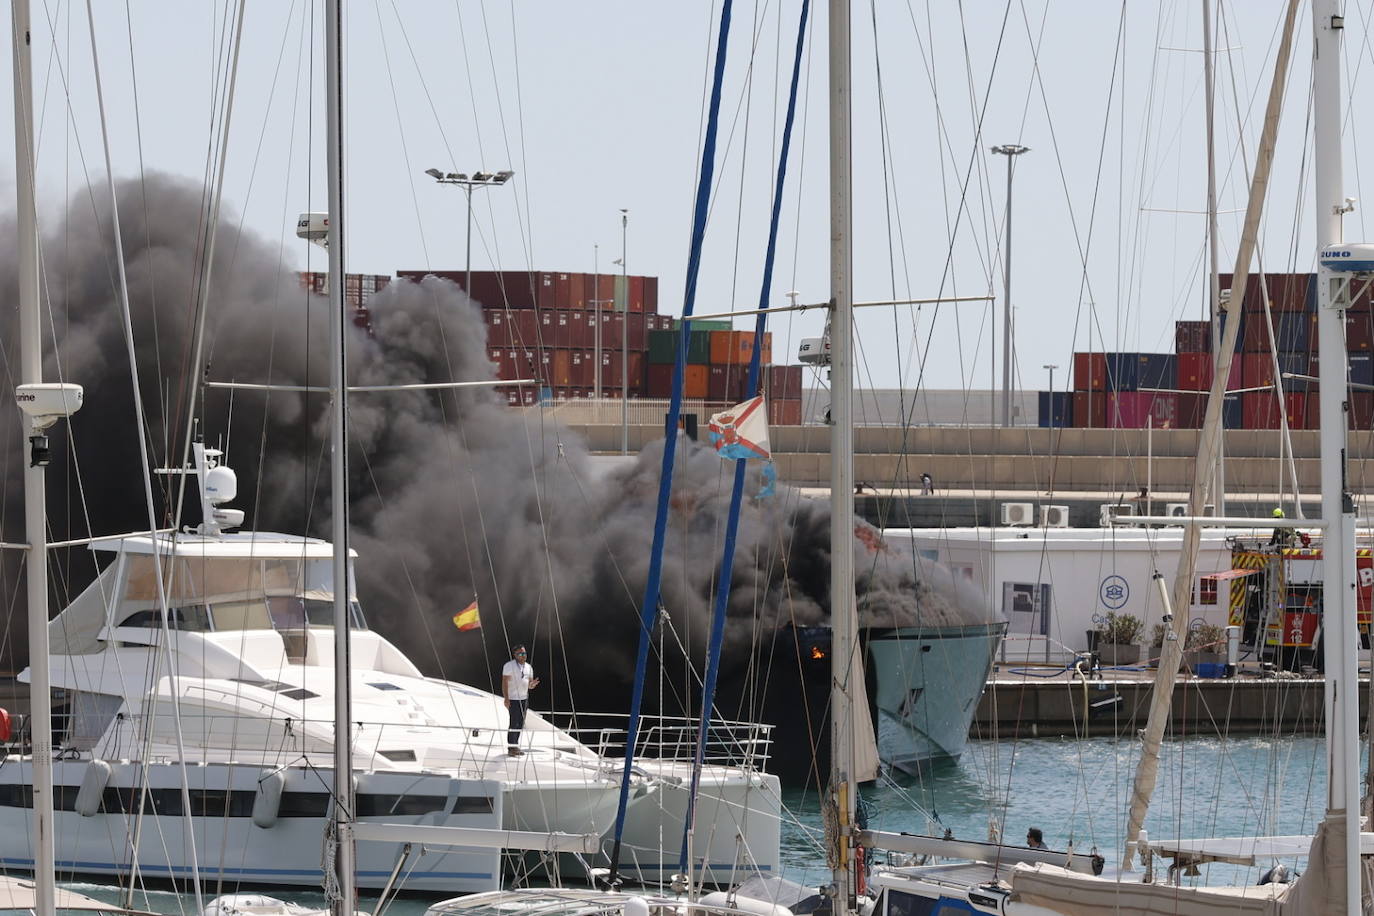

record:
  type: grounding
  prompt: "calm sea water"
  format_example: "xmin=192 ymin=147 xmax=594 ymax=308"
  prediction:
xmin=66 ymin=736 xmax=1338 ymax=915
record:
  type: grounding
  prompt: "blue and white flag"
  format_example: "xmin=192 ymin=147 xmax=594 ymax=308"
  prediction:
xmin=707 ymin=395 xmax=770 ymax=461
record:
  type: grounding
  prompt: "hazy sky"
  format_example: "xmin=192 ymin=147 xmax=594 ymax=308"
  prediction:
xmin=4 ymin=1 xmax=1372 ymax=399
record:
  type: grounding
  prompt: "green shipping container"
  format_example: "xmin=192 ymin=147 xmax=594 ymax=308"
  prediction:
xmin=648 ymin=330 xmax=713 ymax=365
xmin=672 ymin=318 xmax=731 ymax=332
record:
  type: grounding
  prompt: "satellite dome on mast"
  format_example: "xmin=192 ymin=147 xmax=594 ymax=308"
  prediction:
xmin=1318 ymin=242 xmax=1374 ymax=272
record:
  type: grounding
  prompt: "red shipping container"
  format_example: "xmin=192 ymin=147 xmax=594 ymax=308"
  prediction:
xmin=536 ymin=272 xmax=557 ymax=310
xmin=707 ymin=365 xmax=744 ymax=401
xmin=1175 ymin=320 xmax=1211 ymax=353
xmin=768 ymin=399 xmax=803 ymax=426
xmin=484 ymin=311 xmax=511 ymax=347
xmin=600 ymin=312 xmax=623 ymax=350
xmin=1072 ymin=391 xmax=1107 ymax=427
xmin=1348 ymin=312 xmax=1374 ymax=351
xmin=553 ymin=273 xmax=573 ymax=309
xmin=629 ymin=275 xmax=646 ymax=312
xmin=569 ymin=350 xmax=594 ymax=388
xmin=1241 ymin=353 xmax=1275 ymax=389
xmin=1350 ymin=392 xmax=1374 ymax=429
xmin=544 ymin=311 xmax=572 ymax=348
xmin=1242 ymin=391 xmax=1306 ymax=429
xmin=683 ymin=364 xmax=709 ymax=399
xmin=1179 ymin=352 xmax=1242 ymax=392
xmin=646 ymin=364 xmax=674 ymax=398
xmin=1073 ymin=352 xmax=1106 ymax=391
xmin=548 ymin=350 xmax=573 ymax=387
xmin=567 ymin=273 xmax=589 ymax=310
xmin=567 ymin=311 xmax=591 ymax=349
xmin=1221 ymin=272 xmax=1312 ymax=312
xmin=645 ymin=276 xmax=659 ymax=312
xmin=602 ymin=352 xmax=645 ymax=392
xmin=1241 ymin=321 xmax=1270 ymax=353
xmin=625 ymin=312 xmax=648 ymax=351
xmin=1174 ymin=392 xmax=1205 ymax=428
xmin=1107 ymin=392 xmax=1176 ymax=428
xmin=507 ymin=310 xmax=536 ymax=346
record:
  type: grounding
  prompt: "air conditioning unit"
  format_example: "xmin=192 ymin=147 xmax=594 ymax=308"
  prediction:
xmin=1166 ymin=502 xmax=1189 ymax=518
xmin=1001 ymin=502 xmax=1034 ymax=527
xmin=1041 ymin=505 xmax=1070 ymax=528
xmin=1100 ymin=503 xmax=1135 ymax=527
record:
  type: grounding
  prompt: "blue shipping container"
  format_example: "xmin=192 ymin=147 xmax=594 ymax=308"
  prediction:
xmin=1105 ymin=352 xmax=1141 ymax=391
xmin=1218 ymin=311 xmax=1246 ymax=352
xmin=1351 ymin=352 xmax=1374 ymax=388
xmin=1274 ymin=313 xmax=1310 ymax=352
xmin=1138 ymin=353 xmax=1177 ymax=391
xmin=1222 ymin=393 xmax=1244 ymax=429
xmin=1278 ymin=352 xmax=1313 ymax=390
xmin=1038 ymin=391 xmax=1073 ymax=428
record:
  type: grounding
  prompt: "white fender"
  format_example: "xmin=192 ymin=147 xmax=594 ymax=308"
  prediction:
xmin=252 ymin=770 xmax=285 ymax=828
xmin=74 ymin=759 xmax=111 ymax=818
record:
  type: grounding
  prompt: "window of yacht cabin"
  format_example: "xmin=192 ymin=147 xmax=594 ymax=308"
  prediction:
xmin=879 ymin=889 xmax=938 ymax=916
xmin=116 ymin=606 xmax=211 ymax=630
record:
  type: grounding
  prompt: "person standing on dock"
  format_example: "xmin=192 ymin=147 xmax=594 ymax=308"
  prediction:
xmin=920 ymin=472 xmax=934 ymax=495
xmin=502 ymin=644 xmax=540 ymax=756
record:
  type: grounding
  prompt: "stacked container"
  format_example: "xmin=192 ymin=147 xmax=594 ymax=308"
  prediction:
xmin=1043 ymin=272 xmax=1374 ymax=430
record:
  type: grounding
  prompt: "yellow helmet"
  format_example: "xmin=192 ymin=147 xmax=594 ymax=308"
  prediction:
xmin=1272 ymin=507 xmax=1285 ymax=518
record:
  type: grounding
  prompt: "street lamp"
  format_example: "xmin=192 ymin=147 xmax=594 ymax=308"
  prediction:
xmin=992 ymin=143 xmax=1029 ymax=428
xmin=615 ymin=208 xmax=629 ymax=453
xmin=424 ymin=167 xmax=515 ymax=295
xmin=1043 ymin=363 xmax=1059 ymax=427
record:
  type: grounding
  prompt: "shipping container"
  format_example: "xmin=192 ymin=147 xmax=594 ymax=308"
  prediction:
xmin=1351 ymin=352 xmax=1374 ymax=387
xmin=674 ymin=318 xmax=732 ymax=332
xmin=538 ymin=272 xmax=557 ymax=311
xmin=1348 ymin=312 xmax=1374 ymax=351
xmin=1175 ymin=320 xmax=1211 ymax=353
xmin=1175 ymin=392 xmax=1205 ymax=428
xmin=646 ymin=364 xmax=674 ymax=398
xmin=486 ymin=346 xmax=516 ymax=380
xmin=1277 ymin=352 xmax=1313 ymax=391
xmin=683 ymin=364 xmax=709 ymax=399
xmin=567 ymin=273 xmax=588 ymax=310
xmin=1104 ymin=353 xmax=1141 ymax=391
xmin=1241 ymin=353 xmax=1275 ymax=389
xmin=599 ymin=351 xmax=645 ymax=392
xmin=569 ymin=350 xmax=595 ymax=388
xmin=648 ymin=329 xmax=713 ymax=365
xmin=767 ymin=365 xmax=804 ymax=400
xmin=709 ymin=330 xmax=775 ymax=366
xmin=1222 ymin=393 xmax=1243 ymax=429
xmin=1351 ymin=392 xmax=1374 ymax=429
xmin=1242 ymin=391 xmax=1306 ymax=430
xmin=1072 ymin=391 xmax=1106 ymax=427
xmin=541 ymin=311 xmax=571 ymax=348
xmin=629 ymin=275 xmax=646 ymax=312
xmin=645 ymin=276 xmax=659 ymax=312
xmin=567 ymin=311 xmax=592 ymax=349
xmin=1275 ymin=313 xmax=1310 ymax=352
xmin=1107 ymin=391 xmax=1177 ymax=429
xmin=1037 ymin=391 xmax=1073 ymax=428
xmin=1138 ymin=353 xmax=1176 ymax=390
xmin=1217 ymin=310 xmax=1246 ymax=351
xmin=1073 ymin=352 xmax=1106 ymax=391
xmin=1220 ymin=272 xmax=1314 ymax=313
xmin=768 ymin=399 xmax=803 ymax=426
xmin=484 ymin=310 xmax=512 ymax=347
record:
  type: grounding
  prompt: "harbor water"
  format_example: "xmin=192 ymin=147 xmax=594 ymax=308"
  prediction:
xmin=66 ymin=735 xmax=1338 ymax=915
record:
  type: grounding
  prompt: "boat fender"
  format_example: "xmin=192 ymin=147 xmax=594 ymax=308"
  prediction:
xmin=0 ymin=708 xmax=9 ymax=743
xmin=75 ymin=759 xmax=112 ymax=817
xmin=252 ymin=770 xmax=285 ymax=828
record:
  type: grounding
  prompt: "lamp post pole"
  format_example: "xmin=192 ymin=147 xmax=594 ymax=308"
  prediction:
xmin=593 ymin=244 xmax=601 ymax=398
xmin=423 ymin=168 xmax=515 ymax=297
xmin=992 ymin=144 xmax=1029 ymax=427
xmin=1043 ymin=363 xmax=1059 ymax=427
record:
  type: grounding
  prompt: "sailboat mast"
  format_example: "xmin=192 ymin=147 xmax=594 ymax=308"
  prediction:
xmin=1202 ymin=0 xmax=1226 ymax=518
xmin=325 ymin=2 xmax=356 ymax=914
xmin=12 ymin=3 xmax=55 ymax=914
xmin=827 ymin=0 xmax=857 ymax=911
xmin=1311 ymin=1 xmax=1360 ymax=908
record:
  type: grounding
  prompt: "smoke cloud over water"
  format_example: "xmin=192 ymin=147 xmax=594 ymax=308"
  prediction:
xmin=0 ymin=175 xmax=995 ymax=716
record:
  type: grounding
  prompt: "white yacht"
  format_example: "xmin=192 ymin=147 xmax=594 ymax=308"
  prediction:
xmin=0 ymin=450 xmax=780 ymax=893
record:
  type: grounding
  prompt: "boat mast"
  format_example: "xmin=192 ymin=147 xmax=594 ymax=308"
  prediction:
xmin=324 ymin=2 xmax=356 ymax=914
xmin=1202 ymin=0 xmax=1226 ymax=518
xmin=827 ymin=0 xmax=858 ymax=911
xmin=1311 ymin=1 xmax=1360 ymax=909
xmin=12 ymin=3 xmax=55 ymax=913
xmin=1122 ymin=0 xmax=1301 ymax=868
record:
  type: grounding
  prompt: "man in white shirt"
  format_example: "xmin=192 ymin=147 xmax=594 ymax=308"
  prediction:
xmin=501 ymin=644 xmax=540 ymax=756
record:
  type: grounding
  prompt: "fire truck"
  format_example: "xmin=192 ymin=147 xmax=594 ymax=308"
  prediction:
xmin=1218 ymin=536 xmax=1374 ymax=670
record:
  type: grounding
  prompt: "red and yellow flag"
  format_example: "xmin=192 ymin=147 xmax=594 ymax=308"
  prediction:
xmin=452 ymin=600 xmax=481 ymax=631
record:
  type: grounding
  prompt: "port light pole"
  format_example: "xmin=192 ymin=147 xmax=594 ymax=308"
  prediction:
xmin=992 ymin=144 xmax=1029 ymax=427
xmin=424 ymin=168 xmax=514 ymax=295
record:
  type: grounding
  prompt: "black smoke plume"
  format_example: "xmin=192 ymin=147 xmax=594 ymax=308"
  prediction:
xmin=0 ymin=175 xmax=994 ymax=724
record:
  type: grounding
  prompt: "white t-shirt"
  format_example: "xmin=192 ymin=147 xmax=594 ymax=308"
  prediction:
xmin=502 ymin=659 xmax=534 ymax=701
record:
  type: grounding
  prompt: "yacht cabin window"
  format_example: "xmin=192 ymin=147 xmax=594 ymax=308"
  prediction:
xmin=119 ymin=555 xmax=367 ymax=632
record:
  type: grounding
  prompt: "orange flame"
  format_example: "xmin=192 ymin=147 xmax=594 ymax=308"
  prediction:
xmin=811 ymin=646 xmax=826 ymax=660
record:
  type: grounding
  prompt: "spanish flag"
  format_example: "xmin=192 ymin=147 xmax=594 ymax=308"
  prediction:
xmin=452 ymin=600 xmax=481 ymax=631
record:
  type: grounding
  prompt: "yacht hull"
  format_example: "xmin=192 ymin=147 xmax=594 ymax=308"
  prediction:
xmin=867 ymin=622 xmax=1007 ymax=775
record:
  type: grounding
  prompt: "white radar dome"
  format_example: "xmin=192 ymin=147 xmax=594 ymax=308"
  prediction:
xmin=1319 ymin=242 xmax=1374 ymax=272
xmin=204 ymin=465 xmax=238 ymax=505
